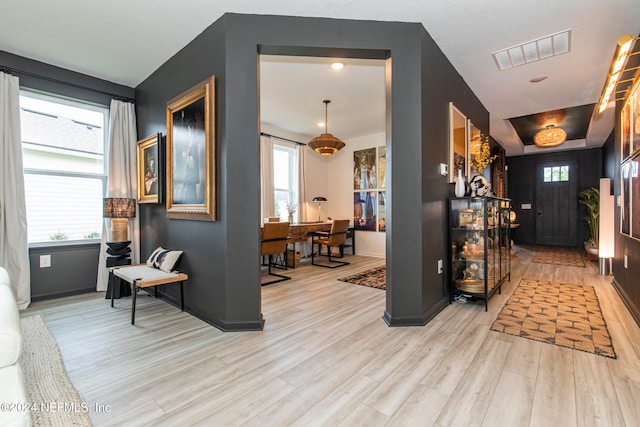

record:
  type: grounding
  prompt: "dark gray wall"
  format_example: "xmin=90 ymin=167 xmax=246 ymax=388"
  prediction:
xmin=135 ymin=13 xmax=491 ymax=330
xmin=29 ymin=244 xmax=100 ymax=301
xmin=607 ymin=102 xmax=640 ymax=325
xmin=506 ymin=148 xmax=602 ymax=246
xmin=416 ymin=27 xmax=490 ymax=323
xmin=0 ymin=50 xmax=134 ymax=104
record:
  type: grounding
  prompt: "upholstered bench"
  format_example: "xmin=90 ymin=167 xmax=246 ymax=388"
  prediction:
xmin=111 ymin=265 xmax=188 ymax=325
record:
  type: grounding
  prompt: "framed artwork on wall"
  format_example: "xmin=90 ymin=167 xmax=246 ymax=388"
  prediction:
xmin=631 ymin=153 xmax=640 ymax=240
xmin=621 ymin=159 xmax=631 ymax=236
xmin=353 ymin=148 xmax=377 ymax=190
xmin=632 ymin=79 xmax=640 ymax=157
xmin=449 ymin=102 xmax=468 ymax=183
xmin=354 ymin=147 xmax=386 ymax=232
xmin=621 ymin=100 xmax=632 ymax=161
xmin=165 ymin=75 xmax=216 ymax=221
xmin=136 ymin=133 xmax=162 ymax=204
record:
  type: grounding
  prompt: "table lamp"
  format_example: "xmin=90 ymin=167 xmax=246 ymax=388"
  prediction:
xmin=103 ymin=198 xmax=136 ymax=242
xmin=312 ymin=196 xmax=327 ymax=222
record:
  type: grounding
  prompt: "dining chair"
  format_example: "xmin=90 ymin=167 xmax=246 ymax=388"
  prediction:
xmin=311 ymin=219 xmax=351 ymax=268
xmin=260 ymin=222 xmax=291 ymax=285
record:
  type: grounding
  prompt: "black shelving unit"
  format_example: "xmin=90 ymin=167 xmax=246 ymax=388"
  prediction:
xmin=449 ymin=196 xmax=511 ymax=311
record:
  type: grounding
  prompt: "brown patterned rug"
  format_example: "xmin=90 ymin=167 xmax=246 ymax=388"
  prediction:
xmin=491 ymin=279 xmax=616 ymax=358
xmin=531 ymin=245 xmax=585 ymax=267
xmin=338 ymin=266 xmax=386 ymax=290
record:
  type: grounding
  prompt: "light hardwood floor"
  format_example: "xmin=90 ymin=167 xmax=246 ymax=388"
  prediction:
xmin=23 ymin=247 xmax=640 ymax=426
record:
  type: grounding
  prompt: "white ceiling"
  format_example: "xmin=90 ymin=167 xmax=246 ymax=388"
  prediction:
xmin=1 ymin=0 xmax=639 ymax=156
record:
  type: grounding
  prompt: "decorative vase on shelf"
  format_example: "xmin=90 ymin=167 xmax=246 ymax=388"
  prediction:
xmin=455 ymin=169 xmax=466 ymax=197
xmin=288 ymin=214 xmax=293 ymax=224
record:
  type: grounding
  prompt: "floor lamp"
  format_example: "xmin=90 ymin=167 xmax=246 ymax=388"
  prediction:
xmin=313 ymin=196 xmax=327 ymax=222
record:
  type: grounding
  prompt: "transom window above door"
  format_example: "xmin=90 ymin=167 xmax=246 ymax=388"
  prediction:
xmin=543 ymin=165 xmax=569 ymax=183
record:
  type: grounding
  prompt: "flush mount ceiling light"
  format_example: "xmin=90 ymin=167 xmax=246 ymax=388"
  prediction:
xmin=534 ymin=125 xmax=567 ymax=147
xmin=492 ymin=29 xmax=572 ymax=71
xmin=331 ymin=62 xmax=345 ymax=71
xmin=598 ymin=34 xmax=638 ymax=113
xmin=308 ymin=100 xmax=345 ymax=156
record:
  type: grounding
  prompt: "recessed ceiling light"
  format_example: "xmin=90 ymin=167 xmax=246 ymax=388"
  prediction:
xmin=530 ymin=76 xmax=548 ymax=83
xmin=317 ymin=122 xmax=325 ymax=127
xmin=331 ymin=62 xmax=345 ymax=71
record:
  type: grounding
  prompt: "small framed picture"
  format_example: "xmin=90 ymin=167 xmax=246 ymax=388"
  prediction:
xmin=136 ymin=133 xmax=162 ymax=204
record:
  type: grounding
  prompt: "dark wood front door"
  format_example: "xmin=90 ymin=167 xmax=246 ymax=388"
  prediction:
xmin=535 ymin=160 xmax=578 ymax=246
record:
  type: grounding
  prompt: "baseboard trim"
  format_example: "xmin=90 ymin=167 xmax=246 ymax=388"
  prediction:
xmin=382 ymin=297 xmax=449 ymax=327
xmin=611 ymin=278 xmax=640 ymax=328
xmin=31 ymin=287 xmax=95 ymax=303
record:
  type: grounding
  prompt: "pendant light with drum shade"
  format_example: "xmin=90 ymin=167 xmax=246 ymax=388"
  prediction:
xmin=308 ymin=100 xmax=345 ymax=156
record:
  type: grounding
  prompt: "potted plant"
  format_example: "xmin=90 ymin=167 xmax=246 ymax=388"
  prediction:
xmin=578 ymin=187 xmax=599 ymax=259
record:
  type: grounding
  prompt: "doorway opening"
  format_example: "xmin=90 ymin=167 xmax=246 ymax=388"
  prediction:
xmin=258 ymin=52 xmax=390 ymax=317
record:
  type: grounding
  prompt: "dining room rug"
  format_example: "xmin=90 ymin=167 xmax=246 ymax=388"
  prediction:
xmin=490 ymin=278 xmax=616 ymax=358
xmin=531 ymin=245 xmax=585 ymax=267
xmin=338 ymin=266 xmax=386 ymax=290
xmin=20 ymin=315 xmax=93 ymax=426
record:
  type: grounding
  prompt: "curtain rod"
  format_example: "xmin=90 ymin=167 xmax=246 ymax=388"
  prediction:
xmin=0 ymin=65 xmax=135 ymax=103
xmin=260 ymin=132 xmax=306 ymax=146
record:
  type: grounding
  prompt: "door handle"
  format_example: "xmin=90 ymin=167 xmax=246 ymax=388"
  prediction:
xmin=537 ymin=212 xmax=542 ymax=216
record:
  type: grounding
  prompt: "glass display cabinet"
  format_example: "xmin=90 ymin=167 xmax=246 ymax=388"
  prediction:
xmin=449 ymin=196 xmax=511 ymax=310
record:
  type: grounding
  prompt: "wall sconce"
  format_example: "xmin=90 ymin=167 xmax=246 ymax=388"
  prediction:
xmin=103 ymin=198 xmax=136 ymax=242
xmin=312 ymin=196 xmax=327 ymax=222
xmin=599 ymin=178 xmax=614 ymax=275
xmin=598 ymin=34 xmax=638 ymax=113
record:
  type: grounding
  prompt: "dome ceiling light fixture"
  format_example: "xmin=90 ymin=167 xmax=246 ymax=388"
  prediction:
xmin=308 ymin=100 xmax=345 ymax=156
xmin=533 ymin=124 xmax=567 ymax=147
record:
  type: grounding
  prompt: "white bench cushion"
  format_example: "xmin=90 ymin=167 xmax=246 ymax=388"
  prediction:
xmin=112 ymin=265 xmax=184 ymax=284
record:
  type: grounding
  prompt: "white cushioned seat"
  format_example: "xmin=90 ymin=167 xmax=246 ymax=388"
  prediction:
xmin=0 ymin=365 xmax=30 ymax=427
xmin=0 ymin=277 xmax=22 ymax=369
xmin=0 ymin=267 xmax=30 ymax=427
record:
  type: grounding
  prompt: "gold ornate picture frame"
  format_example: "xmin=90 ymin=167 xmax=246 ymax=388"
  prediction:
xmin=166 ymin=76 xmax=216 ymax=221
xmin=136 ymin=133 xmax=162 ymax=204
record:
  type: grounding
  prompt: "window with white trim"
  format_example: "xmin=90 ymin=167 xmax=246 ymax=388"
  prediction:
xmin=20 ymin=91 xmax=108 ymax=243
xmin=273 ymin=144 xmax=298 ymax=221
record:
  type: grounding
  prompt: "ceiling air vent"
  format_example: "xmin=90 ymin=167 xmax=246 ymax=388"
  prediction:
xmin=492 ymin=29 xmax=572 ymax=71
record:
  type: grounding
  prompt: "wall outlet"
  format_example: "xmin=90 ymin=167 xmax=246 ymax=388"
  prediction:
xmin=437 ymin=259 xmax=443 ymax=275
xmin=624 ymin=255 xmax=628 ymax=269
xmin=40 ymin=254 xmax=51 ymax=268
xmin=439 ymin=163 xmax=448 ymax=176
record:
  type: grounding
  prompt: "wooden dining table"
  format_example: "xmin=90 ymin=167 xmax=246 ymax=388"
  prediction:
xmin=287 ymin=221 xmax=333 ymax=243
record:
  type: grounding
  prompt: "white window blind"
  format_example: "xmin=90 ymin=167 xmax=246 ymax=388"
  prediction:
xmin=20 ymin=91 xmax=108 ymax=243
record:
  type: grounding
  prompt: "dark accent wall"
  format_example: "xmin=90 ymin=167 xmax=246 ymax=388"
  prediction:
xmin=135 ymin=13 xmax=490 ymax=330
xmin=0 ymin=50 xmax=134 ymax=105
xmin=29 ymin=243 xmax=100 ymax=301
xmin=506 ymin=148 xmax=602 ymax=246
xmin=606 ymin=104 xmax=640 ymax=325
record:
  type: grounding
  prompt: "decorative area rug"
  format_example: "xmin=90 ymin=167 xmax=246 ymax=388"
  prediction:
xmin=338 ymin=266 xmax=386 ymax=290
xmin=531 ymin=245 xmax=585 ymax=267
xmin=20 ymin=315 xmax=93 ymax=426
xmin=491 ymin=279 xmax=616 ymax=358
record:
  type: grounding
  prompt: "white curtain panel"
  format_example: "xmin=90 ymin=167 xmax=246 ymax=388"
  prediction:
xmin=96 ymin=100 xmax=139 ymax=291
xmin=297 ymin=144 xmax=308 ymax=222
xmin=0 ymin=72 xmax=31 ymax=308
xmin=260 ymin=135 xmax=275 ymax=221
